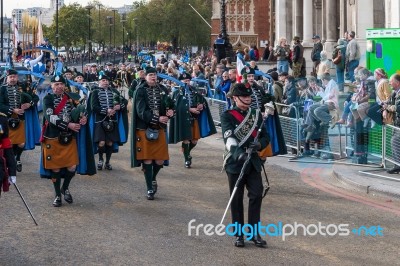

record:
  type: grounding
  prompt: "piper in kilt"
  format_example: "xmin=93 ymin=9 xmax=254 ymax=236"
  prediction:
xmin=41 ymin=74 xmax=92 ymax=207
xmin=169 ymin=72 xmax=216 ymax=168
xmin=90 ymin=74 xmax=127 ymax=171
xmin=0 ymin=69 xmax=35 ymax=173
xmin=131 ymin=67 xmax=174 ymax=200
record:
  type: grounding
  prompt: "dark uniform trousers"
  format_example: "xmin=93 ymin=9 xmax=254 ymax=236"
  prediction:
xmin=227 ymin=164 xmax=263 ymax=233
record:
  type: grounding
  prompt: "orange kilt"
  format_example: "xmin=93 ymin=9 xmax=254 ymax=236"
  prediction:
xmin=136 ymin=128 xmax=169 ymax=161
xmin=191 ymin=119 xmax=200 ymax=140
xmin=42 ymin=138 xmax=79 ymax=169
xmin=9 ymin=120 xmax=26 ymax=145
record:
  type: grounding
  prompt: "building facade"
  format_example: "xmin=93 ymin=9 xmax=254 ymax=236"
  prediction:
xmin=211 ymin=0 xmax=272 ymax=56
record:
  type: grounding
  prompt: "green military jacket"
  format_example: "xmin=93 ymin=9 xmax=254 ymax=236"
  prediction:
xmin=221 ymin=107 xmax=269 ymax=174
xmin=0 ymin=84 xmax=33 ymax=120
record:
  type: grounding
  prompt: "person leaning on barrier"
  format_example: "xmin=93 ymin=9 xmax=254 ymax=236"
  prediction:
xmin=382 ymin=74 xmax=400 ymax=174
xmin=281 ymin=75 xmax=298 ymax=118
xmin=270 ymin=71 xmax=283 ymax=114
xmin=221 ymin=83 xmax=270 ymax=248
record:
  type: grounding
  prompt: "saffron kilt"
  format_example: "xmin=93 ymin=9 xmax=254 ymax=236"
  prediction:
xmin=9 ymin=120 xmax=26 ymax=145
xmin=42 ymin=138 xmax=79 ymax=169
xmin=191 ymin=119 xmax=200 ymax=140
xmin=135 ymin=128 xmax=169 ymax=161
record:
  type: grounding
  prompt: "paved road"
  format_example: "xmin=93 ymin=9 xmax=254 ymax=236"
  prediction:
xmin=1 ymin=130 xmax=400 ymax=265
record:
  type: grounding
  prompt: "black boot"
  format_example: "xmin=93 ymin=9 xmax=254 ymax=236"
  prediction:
xmin=234 ymin=236 xmax=245 ymax=247
xmin=51 ymin=172 xmax=62 ymax=207
xmin=105 ymin=145 xmax=113 ymax=170
xmin=152 ymin=163 xmax=163 ymax=194
xmin=61 ymin=170 xmax=75 ymax=204
xmin=14 ymin=146 xmax=24 ymax=172
xmin=97 ymin=146 xmax=105 ymax=170
xmin=250 ymin=235 xmax=267 ymax=248
xmin=182 ymin=142 xmax=191 ymax=168
xmin=143 ymin=163 xmax=154 ymax=199
xmin=387 ymin=166 xmax=400 ymax=174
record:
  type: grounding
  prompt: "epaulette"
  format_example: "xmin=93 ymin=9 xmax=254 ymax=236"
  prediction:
xmin=0 ymin=112 xmax=7 ymax=117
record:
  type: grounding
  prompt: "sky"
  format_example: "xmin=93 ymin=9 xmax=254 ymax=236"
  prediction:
xmin=2 ymin=0 xmax=136 ymax=17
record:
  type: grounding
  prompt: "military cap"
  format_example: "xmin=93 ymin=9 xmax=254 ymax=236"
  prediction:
xmin=51 ymin=74 xmax=66 ymax=83
xmin=106 ymin=62 xmax=113 ymax=66
xmin=178 ymin=72 xmax=192 ymax=81
xmin=240 ymin=67 xmax=255 ymax=76
xmin=75 ymin=72 xmax=84 ymax=78
xmin=312 ymin=35 xmax=320 ymax=39
xmin=7 ymin=69 xmax=18 ymax=76
xmin=145 ymin=66 xmax=157 ymax=75
xmin=231 ymin=83 xmax=252 ymax=97
xmin=98 ymin=74 xmax=110 ymax=81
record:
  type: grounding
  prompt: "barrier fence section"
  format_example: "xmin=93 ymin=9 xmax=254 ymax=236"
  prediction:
xmin=205 ymin=97 xmax=229 ymax=126
xmin=383 ymin=124 xmax=399 ymax=169
xmin=275 ymin=103 xmax=301 ymax=155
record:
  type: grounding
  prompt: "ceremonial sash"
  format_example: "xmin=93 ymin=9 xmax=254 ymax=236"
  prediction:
xmin=229 ymin=110 xmax=258 ymax=139
xmin=39 ymin=94 xmax=69 ymax=142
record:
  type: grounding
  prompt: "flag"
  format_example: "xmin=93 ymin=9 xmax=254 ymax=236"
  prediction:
xmin=37 ymin=13 xmax=44 ymax=46
xmin=236 ymin=53 xmax=245 ymax=83
xmin=13 ymin=16 xmax=19 ymax=48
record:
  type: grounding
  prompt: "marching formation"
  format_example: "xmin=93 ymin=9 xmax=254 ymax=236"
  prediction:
xmin=0 ymin=48 xmax=286 ymax=248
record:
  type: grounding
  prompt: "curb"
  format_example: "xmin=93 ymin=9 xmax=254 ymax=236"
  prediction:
xmin=332 ymin=168 xmax=400 ymax=199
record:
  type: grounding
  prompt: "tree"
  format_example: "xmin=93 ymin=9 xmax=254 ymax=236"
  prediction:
xmin=45 ymin=3 xmax=88 ymax=58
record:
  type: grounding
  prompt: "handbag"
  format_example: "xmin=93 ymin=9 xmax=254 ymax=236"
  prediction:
xmin=145 ymin=128 xmax=159 ymax=141
xmin=58 ymin=131 xmax=73 ymax=145
xmin=101 ymin=120 xmax=115 ymax=132
xmin=8 ymin=118 xmax=20 ymax=129
xmin=333 ymin=50 xmax=342 ymax=65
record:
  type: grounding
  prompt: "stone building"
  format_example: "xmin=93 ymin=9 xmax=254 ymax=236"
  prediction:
xmin=210 ymin=0 xmax=273 ymax=57
xmin=211 ymin=0 xmax=400 ymax=72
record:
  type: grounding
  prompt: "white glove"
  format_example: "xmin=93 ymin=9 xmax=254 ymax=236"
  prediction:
xmin=9 ymin=176 xmax=16 ymax=184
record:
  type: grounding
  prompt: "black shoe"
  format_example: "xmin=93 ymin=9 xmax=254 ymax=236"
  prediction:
xmin=61 ymin=188 xmax=73 ymax=204
xmin=16 ymin=161 xmax=22 ymax=172
xmin=53 ymin=196 xmax=62 ymax=207
xmin=185 ymin=161 xmax=191 ymax=168
xmin=152 ymin=181 xmax=158 ymax=194
xmin=97 ymin=160 xmax=104 ymax=170
xmin=250 ymin=235 xmax=267 ymax=248
xmin=147 ymin=190 xmax=155 ymax=200
xmin=387 ymin=167 xmax=400 ymax=174
xmin=105 ymin=163 xmax=112 ymax=170
xmin=234 ymin=236 xmax=245 ymax=247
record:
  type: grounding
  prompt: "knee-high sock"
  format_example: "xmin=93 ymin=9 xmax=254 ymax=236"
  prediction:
xmin=105 ymin=145 xmax=113 ymax=164
xmin=98 ymin=145 xmax=105 ymax=161
xmin=153 ymin=163 xmax=163 ymax=182
xmin=51 ymin=172 xmax=62 ymax=197
xmin=15 ymin=146 xmax=24 ymax=161
xmin=189 ymin=142 xmax=197 ymax=152
xmin=62 ymin=170 xmax=75 ymax=191
xmin=143 ymin=163 xmax=153 ymax=191
xmin=181 ymin=142 xmax=190 ymax=161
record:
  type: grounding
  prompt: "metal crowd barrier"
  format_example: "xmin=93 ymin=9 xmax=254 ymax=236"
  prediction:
xmin=205 ymin=97 xmax=229 ymax=126
xmin=275 ymin=103 xmax=301 ymax=155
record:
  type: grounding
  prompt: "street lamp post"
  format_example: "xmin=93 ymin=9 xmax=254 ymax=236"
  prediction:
xmin=218 ymin=0 xmax=233 ymax=59
xmin=56 ymin=0 xmax=59 ymax=51
xmin=112 ymin=9 xmax=117 ymax=63
xmin=86 ymin=5 xmax=93 ymax=63
xmin=7 ymin=19 xmax=12 ymax=53
xmin=97 ymin=4 xmax=102 ymax=51
xmin=133 ymin=18 xmax=138 ymax=59
xmin=1 ymin=0 xmax=4 ymax=61
xmin=107 ymin=16 xmax=113 ymax=60
xmin=121 ymin=13 xmax=126 ymax=63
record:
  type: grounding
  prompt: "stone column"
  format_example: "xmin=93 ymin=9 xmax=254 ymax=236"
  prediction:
xmin=324 ymin=0 xmax=337 ymax=55
xmin=354 ymin=0 xmax=374 ymax=67
xmin=294 ymin=0 xmax=303 ymax=38
xmin=303 ymin=0 xmax=313 ymax=43
xmin=385 ymin=0 xmax=400 ymax=28
xmin=339 ymin=0 xmax=347 ymax=37
xmin=275 ymin=0 xmax=288 ymax=45
xmin=302 ymin=0 xmax=314 ymax=76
